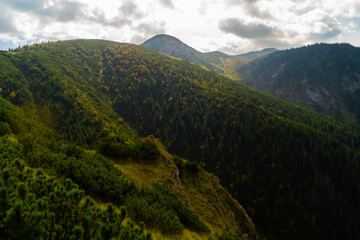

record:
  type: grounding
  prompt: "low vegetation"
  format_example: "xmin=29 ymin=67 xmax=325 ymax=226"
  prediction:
xmin=0 ymin=99 xmax=212 ymax=238
xmin=0 ymin=137 xmax=152 ymax=240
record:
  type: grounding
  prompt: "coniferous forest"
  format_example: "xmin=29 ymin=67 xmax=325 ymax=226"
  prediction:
xmin=1 ymin=39 xmax=360 ymax=240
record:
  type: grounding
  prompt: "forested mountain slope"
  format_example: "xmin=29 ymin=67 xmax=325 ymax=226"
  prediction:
xmin=141 ymin=34 xmax=228 ymax=74
xmin=0 ymin=42 xmax=256 ymax=240
xmin=142 ymin=36 xmax=360 ymax=126
xmin=1 ymin=40 xmax=360 ymax=240
xmin=236 ymin=43 xmax=360 ymax=124
xmin=100 ymin=43 xmax=360 ymax=240
xmin=141 ymin=34 xmax=275 ymax=79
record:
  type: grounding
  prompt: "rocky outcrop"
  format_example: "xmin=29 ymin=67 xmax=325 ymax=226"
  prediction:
xmin=341 ymin=72 xmax=360 ymax=93
xmin=238 ymin=43 xmax=360 ymax=124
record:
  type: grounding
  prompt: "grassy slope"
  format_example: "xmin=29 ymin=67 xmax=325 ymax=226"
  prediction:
xmin=115 ymin=139 xmax=256 ymax=239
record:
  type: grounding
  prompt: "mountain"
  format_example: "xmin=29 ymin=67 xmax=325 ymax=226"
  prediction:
xmin=141 ymin=34 xmax=200 ymax=60
xmin=1 ymin=40 xmax=360 ymax=240
xmin=102 ymin=42 xmax=360 ymax=240
xmin=142 ymin=35 xmax=360 ymax=125
xmin=140 ymin=34 xmax=222 ymax=71
xmin=236 ymin=43 xmax=360 ymax=124
xmin=140 ymin=34 xmax=277 ymax=81
xmin=235 ymin=48 xmax=279 ymax=59
xmin=0 ymin=40 xmax=256 ymax=240
xmin=143 ymin=35 xmax=360 ymax=125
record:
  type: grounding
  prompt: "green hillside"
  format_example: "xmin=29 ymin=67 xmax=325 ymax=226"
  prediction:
xmin=141 ymin=34 xmax=227 ymax=75
xmin=1 ymin=40 xmax=360 ymax=240
xmin=236 ymin=43 xmax=360 ymax=124
xmin=142 ymin=36 xmax=360 ymax=126
xmin=98 ymin=43 xmax=360 ymax=240
xmin=0 ymin=42 xmax=255 ymax=239
xmin=140 ymin=34 xmax=277 ymax=81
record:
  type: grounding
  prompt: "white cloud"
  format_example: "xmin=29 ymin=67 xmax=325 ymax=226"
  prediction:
xmin=159 ymin=0 xmax=175 ymax=9
xmin=0 ymin=0 xmax=358 ymax=53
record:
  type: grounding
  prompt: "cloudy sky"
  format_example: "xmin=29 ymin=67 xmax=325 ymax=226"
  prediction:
xmin=0 ymin=0 xmax=359 ymax=54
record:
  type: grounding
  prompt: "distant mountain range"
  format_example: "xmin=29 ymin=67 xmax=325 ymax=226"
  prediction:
xmin=236 ymin=43 xmax=360 ymax=124
xmin=141 ymin=34 xmax=278 ymax=60
xmin=141 ymin=34 xmax=278 ymax=77
xmin=234 ymin=48 xmax=278 ymax=59
xmin=141 ymin=34 xmax=360 ymax=125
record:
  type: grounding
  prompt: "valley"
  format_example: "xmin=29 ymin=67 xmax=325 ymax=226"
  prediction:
xmin=0 ymin=39 xmax=360 ymax=240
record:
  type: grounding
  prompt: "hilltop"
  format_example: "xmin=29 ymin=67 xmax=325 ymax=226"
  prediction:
xmin=141 ymin=34 xmax=226 ymax=73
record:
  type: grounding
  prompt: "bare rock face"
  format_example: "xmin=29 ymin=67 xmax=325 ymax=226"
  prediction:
xmin=271 ymin=72 xmax=339 ymax=112
xmin=341 ymin=72 xmax=360 ymax=93
xmin=304 ymin=84 xmax=338 ymax=110
xmin=239 ymin=43 xmax=360 ymax=124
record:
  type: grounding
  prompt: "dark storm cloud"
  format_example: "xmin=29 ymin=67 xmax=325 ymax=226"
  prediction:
xmin=219 ymin=18 xmax=278 ymax=38
xmin=159 ymin=0 xmax=174 ymax=9
xmin=310 ymin=16 xmax=342 ymax=41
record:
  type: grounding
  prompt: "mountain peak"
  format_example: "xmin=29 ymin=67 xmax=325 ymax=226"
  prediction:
xmin=141 ymin=34 xmax=208 ymax=68
xmin=143 ymin=34 xmax=183 ymax=44
xmin=141 ymin=34 xmax=198 ymax=54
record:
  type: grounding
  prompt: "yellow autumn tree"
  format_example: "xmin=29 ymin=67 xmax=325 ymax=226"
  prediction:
xmin=10 ymin=91 xmax=16 ymax=98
